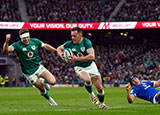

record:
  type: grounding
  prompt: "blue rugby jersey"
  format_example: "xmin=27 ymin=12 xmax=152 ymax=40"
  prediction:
xmin=130 ymin=81 xmax=159 ymax=103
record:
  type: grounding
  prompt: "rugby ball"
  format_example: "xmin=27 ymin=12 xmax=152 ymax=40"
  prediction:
xmin=63 ymin=48 xmax=73 ymax=63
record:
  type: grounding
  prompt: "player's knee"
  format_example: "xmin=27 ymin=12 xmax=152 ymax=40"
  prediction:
xmin=85 ymin=80 xmax=91 ymax=85
xmin=96 ymin=86 xmax=103 ymax=93
xmin=34 ymin=83 xmax=45 ymax=92
xmin=39 ymin=87 xmax=46 ymax=94
xmin=157 ymin=92 xmax=160 ymax=99
xmin=50 ymin=80 xmax=56 ymax=85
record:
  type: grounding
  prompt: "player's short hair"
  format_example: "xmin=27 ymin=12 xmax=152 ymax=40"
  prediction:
xmin=19 ymin=29 xmax=29 ymax=35
xmin=128 ymin=75 xmax=137 ymax=86
xmin=71 ymin=27 xmax=82 ymax=34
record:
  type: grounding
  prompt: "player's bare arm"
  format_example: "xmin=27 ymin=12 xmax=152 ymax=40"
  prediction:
xmin=42 ymin=43 xmax=57 ymax=52
xmin=154 ymin=79 xmax=160 ymax=88
xmin=126 ymin=83 xmax=135 ymax=104
xmin=57 ymin=45 xmax=64 ymax=59
xmin=69 ymin=48 xmax=95 ymax=63
xmin=3 ymin=34 xmax=14 ymax=53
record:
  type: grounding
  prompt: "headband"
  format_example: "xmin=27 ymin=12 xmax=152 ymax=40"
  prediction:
xmin=20 ymin=33 xmax=30 ymax=39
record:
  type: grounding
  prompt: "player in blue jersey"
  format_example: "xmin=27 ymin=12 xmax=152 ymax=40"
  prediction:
xmin=57 ymin=27 xmax=109 ymax=109
xmin=126 ymin=75 xmax=160 ymax=104
xmin=3 ymin=29 xmax=57 ymax=106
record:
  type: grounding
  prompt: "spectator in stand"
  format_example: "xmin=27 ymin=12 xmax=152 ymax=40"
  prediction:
xmin=11 ymin=75 xmax=17 ymax=87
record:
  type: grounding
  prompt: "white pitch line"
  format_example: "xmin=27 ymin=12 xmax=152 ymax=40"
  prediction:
xmin=1 ymin=105 xmax=157 ymax=112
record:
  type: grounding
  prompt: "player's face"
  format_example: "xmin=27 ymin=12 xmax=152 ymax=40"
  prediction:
xmin=71 ymin=30 xmax=82 ymax=44
xmin=132 ymin=78 xmax=140 ymax=86
xmin=21 ymin=36 xmax=30 ymax=45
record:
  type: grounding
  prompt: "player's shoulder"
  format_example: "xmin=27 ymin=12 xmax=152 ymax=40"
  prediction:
xmin=12 ymin=40 xmax=22 ymax=46
xmin=30 ymin=38 xmax=42 ymax=44
xmin=141 ymin=80 xmax=151 ymax=84
xmin=83 ymin=37 xmax=91 ymax=42
xmin=30 ymin=38 xmax=39 ymax=42
xmin=83 ymin=37 xmax=92 ymax=45
xmin=65 ymin=40 xmax=73 ymax=45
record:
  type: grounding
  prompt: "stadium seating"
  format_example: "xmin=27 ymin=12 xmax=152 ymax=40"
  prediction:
xmin=0 ymin=0 xmax=21 ymax=21
xmin=112 ymin=0 xmax=160 ymax=21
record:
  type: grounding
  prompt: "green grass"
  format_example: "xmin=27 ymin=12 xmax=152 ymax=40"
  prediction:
xmin=0 ymin=87 xmax=160 ymax=115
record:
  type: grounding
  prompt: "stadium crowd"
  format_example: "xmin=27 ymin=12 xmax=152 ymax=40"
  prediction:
xmin=0 ymin=0 xmax=160 ymax=22
xmin=0 ymin=0 xmax=21 ymax=21
xmin=25 ymin=0 xmax=118 ymax=22
xmin=112 ymin=0 xmax=160 ymax=21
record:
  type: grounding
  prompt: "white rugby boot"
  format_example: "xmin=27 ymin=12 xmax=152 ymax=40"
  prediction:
xmin=90 ymin=92 xmax=99 ymax=105
xmin=48 ymin=97 xmax=57 ymax=106
xmin=99 ymin=103 xmax=109 ymax=109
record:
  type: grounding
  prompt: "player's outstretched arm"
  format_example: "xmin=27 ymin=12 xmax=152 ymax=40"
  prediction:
xmin=3 ymin=34 xmax=14 ymax=53
xmin=126 ymin=83 xmax=135 ymax=104
xmin=57 ymin=45 xmax=64 ymax=59
xmin=42 ymin=43 xmax=57 ymax=52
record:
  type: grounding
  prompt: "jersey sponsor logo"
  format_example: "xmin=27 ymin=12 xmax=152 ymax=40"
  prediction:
xmin=77 ymin=52 xmax=84 ymax=57
xmin=31 ymin=46 xmax=35 ymax=50
xmin=80 ymin=47 xmax=85 ymax=52
xmin=28 ymin=51 xmax=33 ymax=57
xmin=22 ymin=48 xmax=27 ymax=51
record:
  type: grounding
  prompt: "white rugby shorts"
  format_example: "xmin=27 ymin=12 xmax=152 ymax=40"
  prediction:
xmin=152 ymin=94 xmax=160 ymax=104
xmin=74 ymin=61 xmax=100 ymax=77
xmin=23 ymin=65 xmax=46 ymax=84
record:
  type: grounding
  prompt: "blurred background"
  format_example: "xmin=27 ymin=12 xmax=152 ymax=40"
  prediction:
xmin=0 ymin=0 xmax=160 ymax=87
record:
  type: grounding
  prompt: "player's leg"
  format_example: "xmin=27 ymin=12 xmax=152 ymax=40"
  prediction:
xmin=36 ymin=65 xmax=56 ymax=90
xmin=33 ymin=78 xmax=57 ymax=106
xmin=38 ymin=66 xmax=57 ymax=105
xmin=75 ymin=66 xmax=99 ymax=105
xmin=39 ymin=69 xmax=56 ymax=91
xmin=78 ymin=71 xmax=99 ymax=105
xmin=79 ymin=71 xmax=93 ymax=94
xmin=24 ymin=65 xmax=57 ymax=105
xmin=74 ymin=67 xmax=92 ymax=88
xmin=39 ymin=78 xmax=51 ymax=91
xmin=40 ymin=69 xmax=56 ymax=85
xmin=156 ymin=92 xmax=160 ymax=104
xmin=92 ymin=75 xmax=109 ymax=109
xmin=156 ymin=92 xmax=160 ymax=99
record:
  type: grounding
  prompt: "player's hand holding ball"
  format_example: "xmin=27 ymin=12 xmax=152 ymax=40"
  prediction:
xmin=63 ymin=48 xmax=75 ymax=64
xmin=68 ymin=55 xmax=78 ymax=64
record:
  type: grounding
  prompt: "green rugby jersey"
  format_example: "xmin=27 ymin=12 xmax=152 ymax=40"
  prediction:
xmin=63 ymin=37 xmax=93 ymax=67
xmin=11 ymin=38 xmax=43 ymax=75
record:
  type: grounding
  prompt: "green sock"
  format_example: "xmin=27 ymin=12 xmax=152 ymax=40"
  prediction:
xmin=97 ymin=91 xmax=104 ymax=103
xmin=44 ymin=79 xmax=47 ymax=83
xmin=85 ymin=83 xmax=93 ymax=94
xmin=41 ymin=89 xmax=50 ymax=100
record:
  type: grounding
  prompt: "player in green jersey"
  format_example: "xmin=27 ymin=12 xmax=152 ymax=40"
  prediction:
xmin=57 ymin=27 xmax=109 ymax=109
xmin=3 ymin=29 xmax=57 ymax=106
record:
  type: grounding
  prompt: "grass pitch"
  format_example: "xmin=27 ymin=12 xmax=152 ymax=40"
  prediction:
xmin=0 ymin=87 xmax=160 ymax=115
